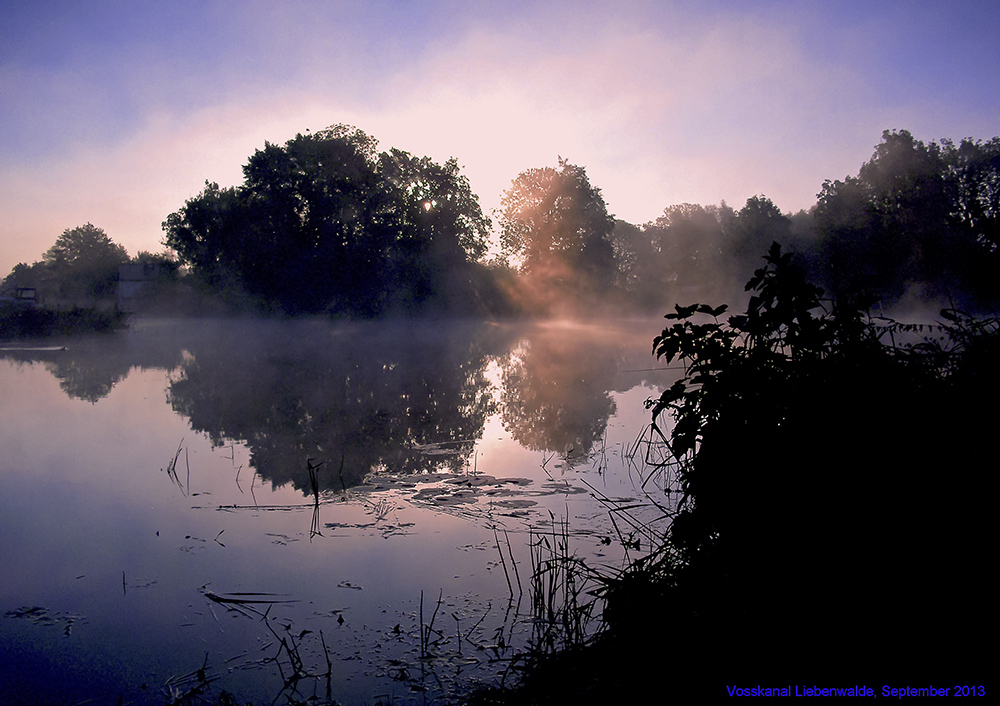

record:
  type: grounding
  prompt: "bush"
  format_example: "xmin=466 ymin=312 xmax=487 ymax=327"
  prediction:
xmin=632 ymin=243 xmax=995 ymax=683
xmin=469 ymin=244 xmax=996 ymax=703
xmin=0 ymin=306 xmax=126 ymax=340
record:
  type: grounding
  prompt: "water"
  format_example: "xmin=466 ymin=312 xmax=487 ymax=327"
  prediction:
xmin=0 ymin=317 xmax=678 ymax=705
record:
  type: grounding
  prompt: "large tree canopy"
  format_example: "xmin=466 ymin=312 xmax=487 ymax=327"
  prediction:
xmin=498 ymin=159 xmax=616 ymax=311
xmin=815 ymin=129 xmax=1000 ymax=307
xmin=163 ymin=125 xmax=490 ymax=316
xmin=43 ymin=223 xmax=129 ymax=270
xmin=28 ymin=223 xmax=129 ymax=301
xmin=159 ymin=124 xmax=1000 ymax=319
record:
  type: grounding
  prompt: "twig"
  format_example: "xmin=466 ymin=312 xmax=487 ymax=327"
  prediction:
xmin=503 ymin=528 xmax=523 ymax=597
xmin=453 ymin=613 xmax=462 ymax=654
xmin=493 ymin=526 xmax=513 ymax=598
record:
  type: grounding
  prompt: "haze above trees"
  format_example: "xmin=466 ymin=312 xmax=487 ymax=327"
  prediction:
xmin=4 ymin=127 xmax=999 ymax=319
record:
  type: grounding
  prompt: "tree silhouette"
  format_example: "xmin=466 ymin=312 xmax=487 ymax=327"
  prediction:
xmin=163 ymin=125 xmax=492 ymax=316
xmin=621 ymin=243 xmax=996 ymax=685
xmin=39 ymin=223 xmax=129 ymax=301
xmin=816 ymin=129 xmax=1000 ymax=307
xmin=642 ymin=202 xmax=733 ymax=304
xmin=498 ymin=159 xmax=616 ymax=313
xmin=727 ymin=194 xmax=791 ymax=284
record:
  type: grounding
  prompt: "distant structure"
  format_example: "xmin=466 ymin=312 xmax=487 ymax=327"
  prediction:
xmin=0 ymin=287 xmax=38 ymax=308
xmin=118 ymin=263 xmax=161 ymax=312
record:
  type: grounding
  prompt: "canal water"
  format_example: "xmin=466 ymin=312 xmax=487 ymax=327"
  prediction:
xmin=0 ymin=316 xmax=679 ymax=705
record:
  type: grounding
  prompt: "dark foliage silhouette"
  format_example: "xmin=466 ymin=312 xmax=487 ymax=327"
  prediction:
xmin=163 ymin=125 xmax=493 ymax=316
xmin=1 ymin=224 xmax=129 ymax=309
xmin=816 ymin=129 xmax=1000 ymax=308
xmin=624 ymin=243 xmax=993 ymax=684
xmin=472 ymin=244 xmax=994 ymax=704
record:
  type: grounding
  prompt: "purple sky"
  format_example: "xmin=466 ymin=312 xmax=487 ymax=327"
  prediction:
xmin=2 ymin=0 xmax=998 ymax=274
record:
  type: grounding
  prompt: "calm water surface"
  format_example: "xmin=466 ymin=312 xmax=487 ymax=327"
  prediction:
xmin=0 ymin=317 xmax=678 ymax=705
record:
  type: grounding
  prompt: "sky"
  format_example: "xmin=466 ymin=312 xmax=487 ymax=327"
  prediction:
xmin=2 ymin=0 xmax=998 ymax=275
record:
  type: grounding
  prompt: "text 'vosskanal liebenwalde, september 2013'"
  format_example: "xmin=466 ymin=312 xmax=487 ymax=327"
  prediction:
xmin=725 ymin=684 xmax=987 ymax=698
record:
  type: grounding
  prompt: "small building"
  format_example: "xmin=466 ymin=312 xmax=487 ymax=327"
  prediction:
xmin=0 ymin=287 xmax=38 ymax=308
xmin=118 ymin=263 xmax=162 ymax=312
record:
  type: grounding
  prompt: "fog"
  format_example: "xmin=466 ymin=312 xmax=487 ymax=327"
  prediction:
xmin=1 ymin=313 xmax=687 ymax=704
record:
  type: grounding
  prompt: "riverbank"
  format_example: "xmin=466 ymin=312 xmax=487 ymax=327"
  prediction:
xmin=465 ymin=255 xmax=997 ymax=703
xmin=0 ymin=305 xmax=127 ymax=341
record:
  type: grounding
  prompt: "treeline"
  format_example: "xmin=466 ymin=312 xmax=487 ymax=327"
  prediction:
xmin=162 ymin=125 xmax=504 ymax=317
xmin=4 ymin=127 xmax=999 ymax=320
xmin=158 ymin=125 xmax=1000 ymax=316
xmin=1 ymin=223 xmax=178 ymax=309
xmin=612 ymin=129 xmax=1000 ymax=313
xmin=0 ymin=223 xmax=164 ymax=338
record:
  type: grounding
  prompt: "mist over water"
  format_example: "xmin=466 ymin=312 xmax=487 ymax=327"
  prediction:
xmin=0 ymin=315 xmax=677 ymax=705
xmin=2 ymin=128 xmax=992 ymax=702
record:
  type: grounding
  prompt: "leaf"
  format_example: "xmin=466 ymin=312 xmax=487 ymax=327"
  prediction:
xmin=673 ymin=303 xmax=699 ymax=319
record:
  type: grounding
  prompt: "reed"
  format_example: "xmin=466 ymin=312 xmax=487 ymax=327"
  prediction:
xmin=503 ymin=528 xmax=522 ymax=598
xmin=307 ymin=458 xmax=324 ymax=540
xmin=192 ymin=590 xmax=336 ymax=705
xmin=526 ymin=512 xmax=601 ymax=656
xmin=164 ymin=653 xmax=216 ymax=705
xmin=419 ymin=588 xmax=447 ymax=659
xmin=162 ymin=439 xmax=187 ymax=495
xmin=492 ymin=526 xmax=513 ymax=598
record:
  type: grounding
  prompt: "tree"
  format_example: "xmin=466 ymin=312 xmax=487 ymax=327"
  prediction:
xmin=160 ymin=181 xmax=244 ymax=293
xmin=43 ymin=223 xmax=128 ymax=270
xmin=1 ymin=262 xmax=35 ymax=292
xmin=376 ymin=149 xmax=491 ymax=310
xmin=608 ymin=219 xmax=659 ymax=307
xmin=945 ymin=135 xmax=1000 ymax=303
xmin=39 ymin=223 xmax=129 ymax=301
xmin=643 ymin=202 xmax=735 ymax=304
xmin=728 ymin=195 xmax=791 ymax=282
xmin=163 ymin=125 xmax=492 ymax=316
xmin=950 ymin=137 xmax=1000 ymax=253
xmin=379 ymin=149 xmax=489 ymax=262
xmin=239 ymin=126 xmax=393 ymax=314
xmin=815 ymin=129 xmax=1000 ymax=307
xmin=498 ymin=159 xmax=616 ymax=311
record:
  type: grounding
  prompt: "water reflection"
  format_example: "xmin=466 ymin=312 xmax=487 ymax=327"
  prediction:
xmin=164 ymin=319 xmax=514 ymax=492
xmin=499 ymin=323 xmax=622 ymax=466
xmin=2 ymin=318 xmax=666 ymax=495
xmin=0 ymin=317 xmax=672 ymax=705
xmin=1 ymin=322 xmax=187 ymax=402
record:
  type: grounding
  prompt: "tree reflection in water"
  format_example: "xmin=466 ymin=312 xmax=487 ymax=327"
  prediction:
xmin=3 ymin=317 xmax=667 ymax=496
xmin=499 ymin=322 xmax=622 ymax=467
xmin=164 ymin=319 xmax=510 ymax=492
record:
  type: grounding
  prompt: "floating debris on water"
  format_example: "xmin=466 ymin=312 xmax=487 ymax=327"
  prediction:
xmin=4 ymin=606 xmax=87 ymax=637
